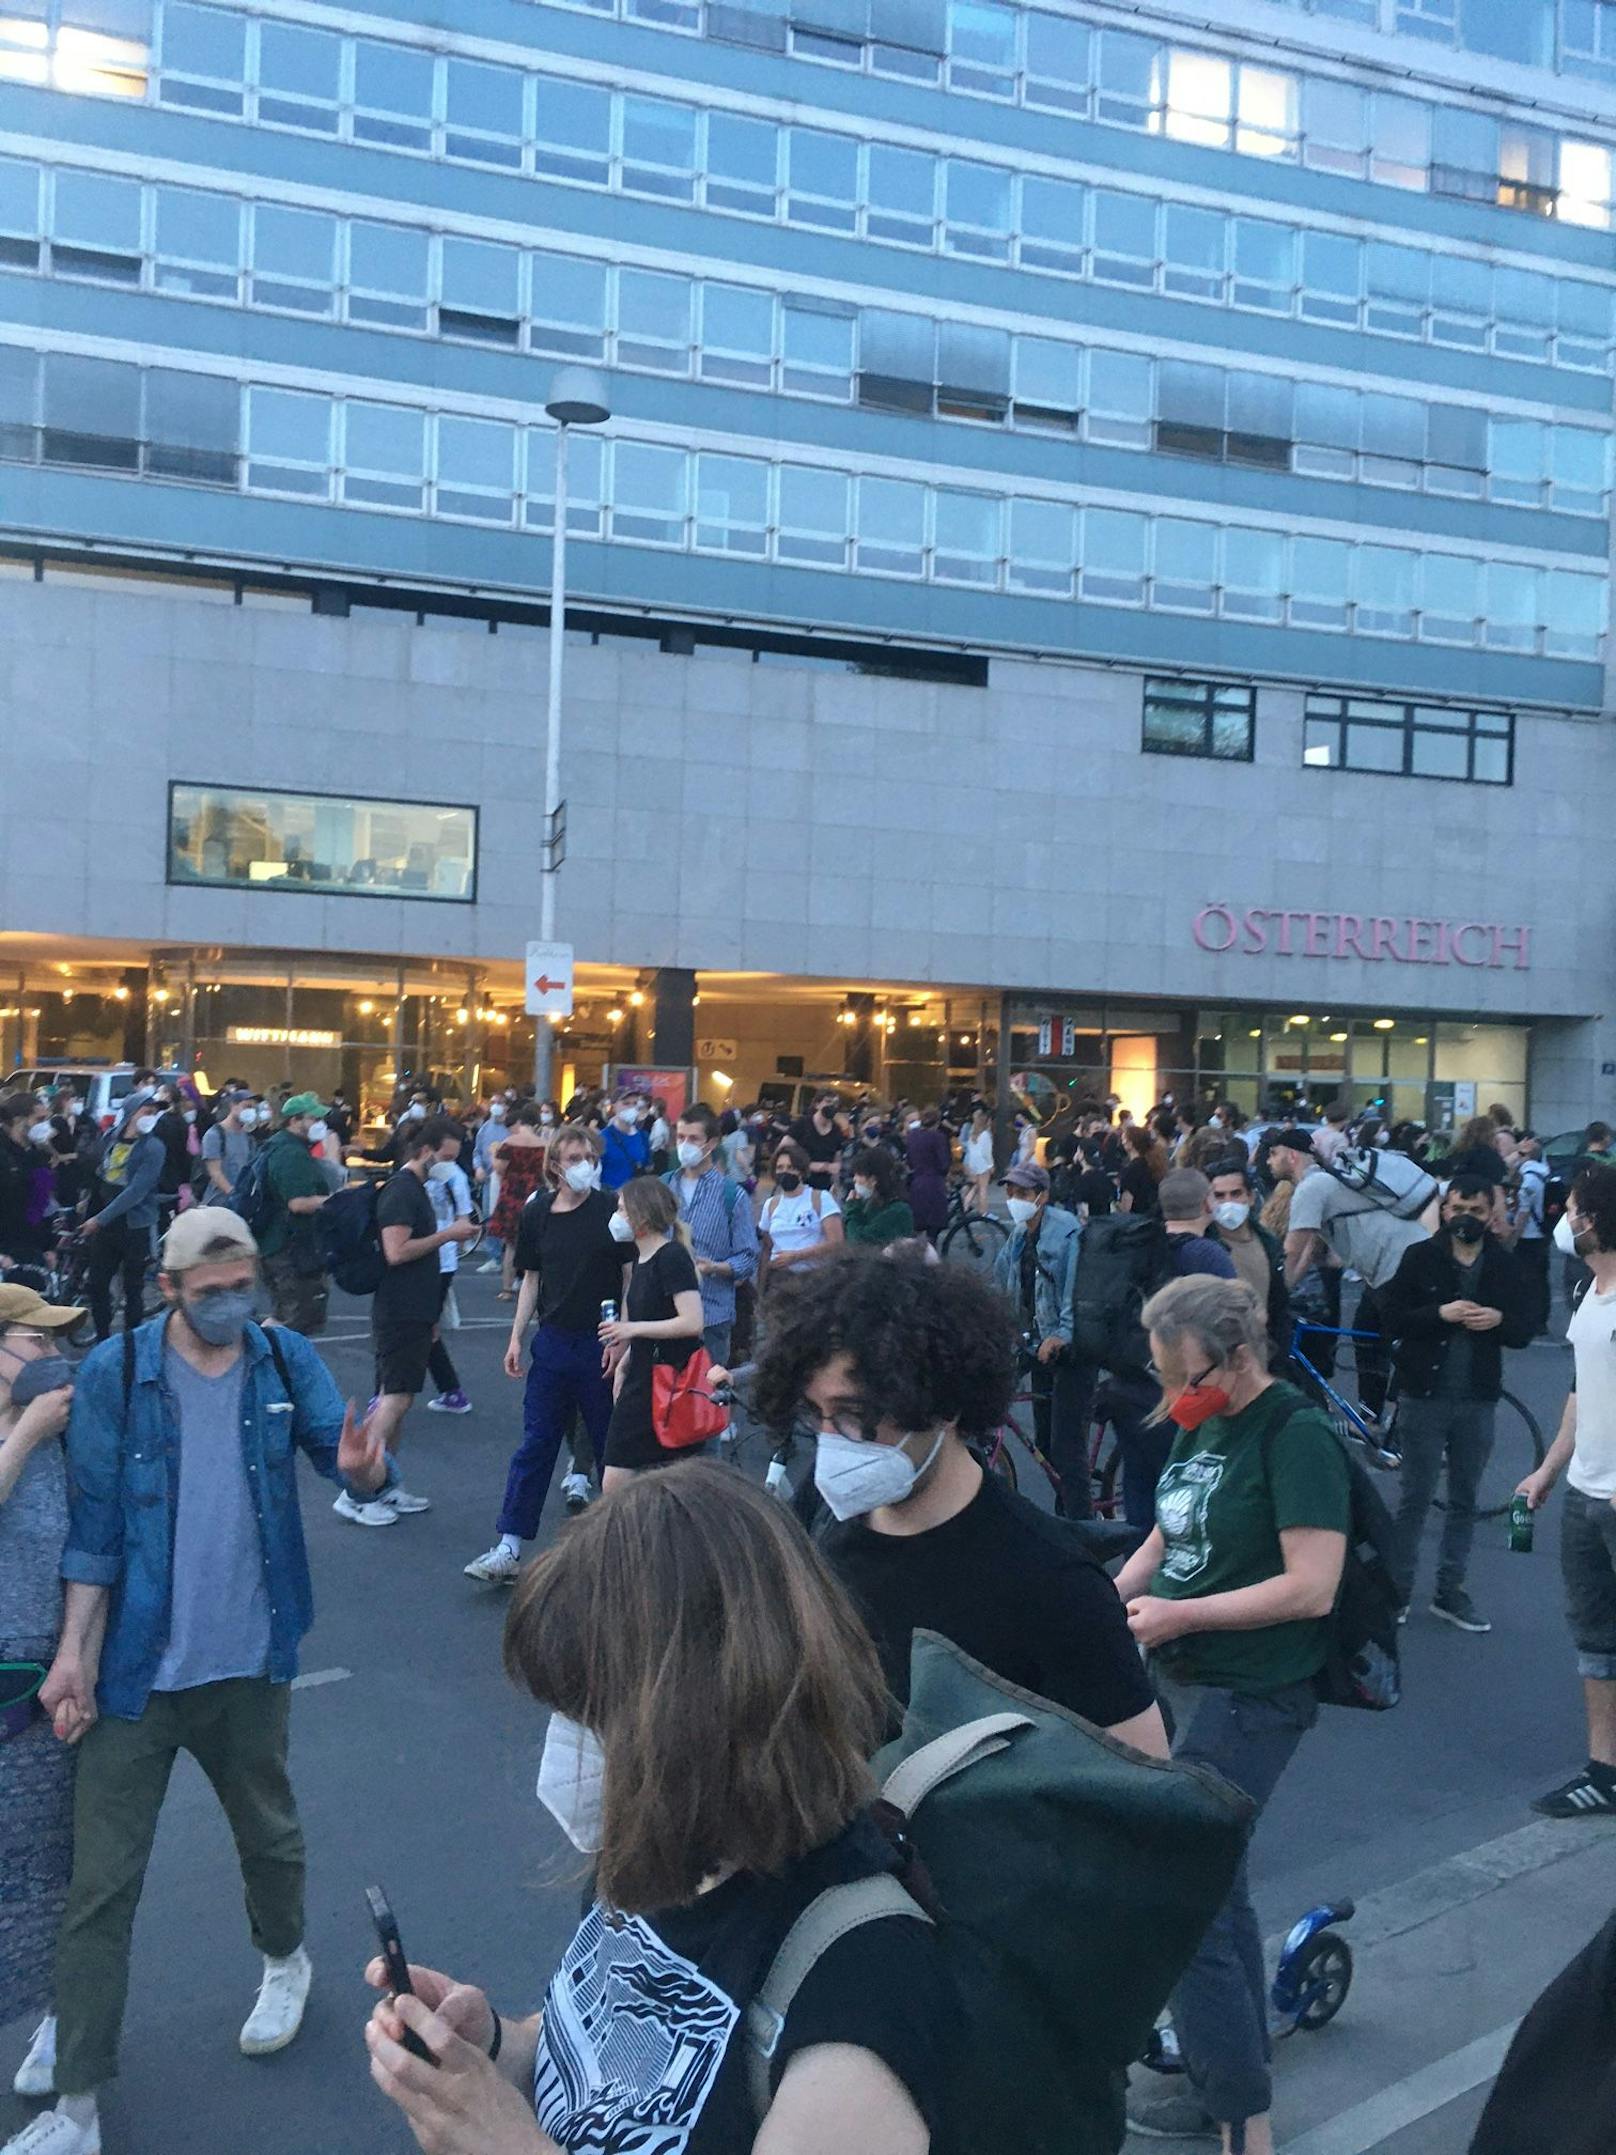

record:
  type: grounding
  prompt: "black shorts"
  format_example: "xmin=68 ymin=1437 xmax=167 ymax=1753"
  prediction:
xmin=373 ymin=1318 xmax=435 ymax=1400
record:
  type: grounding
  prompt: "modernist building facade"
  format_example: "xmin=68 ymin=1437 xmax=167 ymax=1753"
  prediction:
xmin=1 ymin=0 xmax=1613 ymax=1127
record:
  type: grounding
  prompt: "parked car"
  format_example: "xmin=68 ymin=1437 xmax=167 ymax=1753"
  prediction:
xmin=11 ymin=1063 xmax=187 ymax=1133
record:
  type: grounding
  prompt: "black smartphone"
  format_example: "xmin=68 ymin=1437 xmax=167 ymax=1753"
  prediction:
xmin=365 ymin=1886 xmax=437 ymax=2066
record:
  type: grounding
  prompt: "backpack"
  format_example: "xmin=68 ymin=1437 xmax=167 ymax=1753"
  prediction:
xmin=1261 ymin=1402 xmax=1402 ymax=1713
xmin=745 ymin=1629 xmax=1252 ymax=2155
xmin=662 ymin=1167 xmax=741 ymax=1222
xmin=1068 ymin=1212 xmax=1172 ymax=1373
xmin=316 ymin=1179 xmax=385 ymax=1296
xmin=227 ymin=1146 xmax=276 ymax=1238
xmin=1326 ymin=1144 xmax=1439 ymax=1222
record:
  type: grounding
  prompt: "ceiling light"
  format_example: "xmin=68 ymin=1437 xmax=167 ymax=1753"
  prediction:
xmin=1373 ymin=1018 xmax=1395 ymax=1031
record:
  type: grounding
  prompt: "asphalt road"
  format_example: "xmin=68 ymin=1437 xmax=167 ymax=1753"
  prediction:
xmin=0 ymin=1266 xmax=1593 ymax=2155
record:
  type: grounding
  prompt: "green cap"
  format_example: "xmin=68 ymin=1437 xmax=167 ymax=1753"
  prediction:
xmin=281 ymin=1092 xmax=327 ymax=1120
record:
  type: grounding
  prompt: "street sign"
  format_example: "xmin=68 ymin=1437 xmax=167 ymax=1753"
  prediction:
xmin=1061 ymin=1018 xmax=1078 ymax=1057
xmin=1036 ymin=1018 xmax=1053 ymax=1057
xmin=696 ymin=1037 xmax=739 ymax=1063
xmin=524 ymin=940 xmax=574 ymax=1017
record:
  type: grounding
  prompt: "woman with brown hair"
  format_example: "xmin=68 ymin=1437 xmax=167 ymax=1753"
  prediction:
xmin=365 ymin=1464 xmax=955 ymax=2155
xmin=1118 ymin=1123 xmax=1167 ymax=1217
xmin=490 ymin=1103 xmax=550 ymax=1300
xmin=597 ymin=1176 xmax=705 ymax=1487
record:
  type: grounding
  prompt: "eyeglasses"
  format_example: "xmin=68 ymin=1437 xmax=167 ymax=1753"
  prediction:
xmin=794 ymin=1398 xmax=878 ymax=1443
xmin=1147 ymin=1360 xmax=1216 ymax=1391
xmin=0 ymin=1330 xmax=53 ymax=1354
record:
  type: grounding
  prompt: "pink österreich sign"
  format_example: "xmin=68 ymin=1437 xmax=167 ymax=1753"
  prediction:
xmin=1192 ymin=906 xmax=1531 ymax=970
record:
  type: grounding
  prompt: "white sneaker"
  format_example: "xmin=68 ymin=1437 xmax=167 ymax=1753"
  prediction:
xmin=377 ymin=1484 xmax=432 ymax=1514
xmin=475 ymin=1258 xmax=501 ymax=1274
xmin=333 ymin=1491 xmax=396 ymax=1528
xmin=239 ymin=1946 xmax=312 ymax=2057
xmin=561 ymin=1472 xmax=593 ymax=1514
xmin=12 ymin=2016 xmax=55 ymax=2098
xmin=463 ymin=1544 xmax=522 ymax=1584
xmin=1 ymin=2107 xmax=99 ymax=2155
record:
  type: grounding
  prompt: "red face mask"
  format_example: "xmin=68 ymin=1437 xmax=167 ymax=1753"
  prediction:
xmin=1167 ymin=1372 xmax=1234 ymax=1431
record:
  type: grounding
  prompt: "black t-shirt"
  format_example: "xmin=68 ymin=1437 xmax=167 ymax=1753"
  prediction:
xmin=789 ymin=1115 xmax=843 ymax=1167
xmin=1075 ymin=1166 xmax=1114 ymax=1217
xmin=606 ymin=1238 xmax=702 ymax=1469
xmin=373 ymin=1167 xmax=441 ymax=1325
xmin=817 ymin=1468 xmax=1155 ymax=1731
xmin=1119 ymin=1158 xmax=1160 ymax=1216
xmin=531 ymin=1815 xmax=958 ymax=2155
xmin=513 ymin=1189 xmax=624 ymax=1333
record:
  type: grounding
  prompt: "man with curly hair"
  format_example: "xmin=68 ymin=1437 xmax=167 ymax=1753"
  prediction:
xmin=752 ymin=1249 xmax=1166 ymax=1754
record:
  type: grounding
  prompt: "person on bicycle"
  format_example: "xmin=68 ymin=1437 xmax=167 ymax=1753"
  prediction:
xmin=1115 ymin=1274 xmax=1348 ymax=2153
xmin=1377 ymin=1172 xmax=1533 ymax=1636
xmin=754 ymin=1247 xmax=1165 ymax=1752
xmin=991 ymin=1163 xmax=1091 ymax=1518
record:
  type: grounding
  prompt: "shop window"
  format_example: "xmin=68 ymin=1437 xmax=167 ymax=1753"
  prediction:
xmin=169 ymin=783 xmax=477 ymax=900
xmin=1143 ymin=677 xmax=1254 ymax=761
xmin=1302 ymin=693 xmax=1513 ymax=784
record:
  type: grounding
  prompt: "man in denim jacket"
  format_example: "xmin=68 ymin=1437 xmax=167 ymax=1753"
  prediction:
xmin=992 ymin=1161 xmax=1091 ymax=1517
xmin=8 ymin=1211 xmax=385 ymax=2155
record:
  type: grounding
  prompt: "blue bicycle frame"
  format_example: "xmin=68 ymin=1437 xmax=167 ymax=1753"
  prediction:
xmin=1286 ymin=1319 xmax=1400 ymax=1463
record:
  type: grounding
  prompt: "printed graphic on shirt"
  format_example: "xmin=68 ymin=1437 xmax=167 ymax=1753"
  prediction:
xmin=534 ymin=1904 xmax=739 ymax=2154
xmin=1155 ymin=1453 xmax=1227 ymax=1586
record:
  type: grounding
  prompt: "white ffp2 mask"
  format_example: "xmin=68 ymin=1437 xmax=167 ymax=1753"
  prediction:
xmin=812 ymin=1427 xmax=946 ymax=1522
xmin=536 ymin=1715 xmax=606 ymax=1853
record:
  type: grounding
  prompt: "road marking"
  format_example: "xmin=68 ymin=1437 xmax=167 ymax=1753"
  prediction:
xmin=1283 ymin=2023 xmax=1517 ymax=2155
xmin=291 ymin=1666 xmax=352 ymax=1691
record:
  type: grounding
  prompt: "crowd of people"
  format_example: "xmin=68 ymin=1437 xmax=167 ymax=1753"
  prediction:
xmin=4 ymin=1062 xmax=1616 ymax=2155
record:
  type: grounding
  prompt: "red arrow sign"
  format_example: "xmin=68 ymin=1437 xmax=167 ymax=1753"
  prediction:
xmin=531 ymin=975 xmax=565 ymax=996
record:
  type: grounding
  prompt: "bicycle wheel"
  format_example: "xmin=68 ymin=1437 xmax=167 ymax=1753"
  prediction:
xmin=1433 ymin=1388 xmax=1545 ymax=1520
xmin=939 ymin=1210 xmax=1009 ymax=1279
xmin=980 ymin=1430 xmax=1018 ymax=1494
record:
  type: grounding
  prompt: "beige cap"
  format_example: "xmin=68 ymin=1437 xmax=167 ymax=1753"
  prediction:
xmin=161 ymin=1207 xmax=259 ymax=1272
xmin=0 ymin=1282 xmax=85 ymax=1330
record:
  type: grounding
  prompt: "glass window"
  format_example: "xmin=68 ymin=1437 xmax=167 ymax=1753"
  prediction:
xmin=1143 ymin=678 xmax=1254 ymax=760
xmin=944 ymin=159 xmax=1011 ymax=258
xmin=777 ymin=464 xmax=849 ymax=565
xmin=1418 ymin=553 xmax=1480 ymax=643
xmin=1231 ymin=217 xmax=1295 ymax=312
xmin=530 ymin=251 xmax=608 ymax=360
xmin=533 ymin=79 xmax=611 ymax=185
xmin=1499 ymin=120 xmax=1557 ymax=213
xmin=1237 ymin=64 xmax=1295 ymax=159
xmin=1364 ymin=242 xmax=1428 ymax=338
xmin=341 ymin=400 xmax=424 ymax=510
xmin=158 ymin=0 xmax=242 ymax=111
xmin=616 ymin=267 xmax=693 ymax=372
xmin=153 ymin=185 xmax=239 ymax=298
xmin=858 ymin=309 xmax=935 ymax=413
xmin=1081 ymin=507 xmax=1146 ymax=604
xmin=866 ymin=144 xmax=936 ymax=245
xmin=782 ymin=301 xmax=853 ymax=397
xmin=856 ymin=475 xmax=927 ymax=575
xmin=700 ymin=282 xmax=774 ymax=387
xmin=1023 ymin=11 xmax=1089 ymax=112
xmin=787 ymin=128 xmax=859 ymax=232
xmin=1157 ymin=359 xmax=1225 ymax=461
xmin=246 ymin=385 xmax=330 ymax=496
xmin=612 ymin=441 xmax=688 ymax=544
xmin=50 ymin=168 xmax=141 ymax=282
xmin=444 ymin=59 xmax=524 ymax=167
xmin=1430 ymin=252 xmax=1489 ymax=350
xmin=1556 ymin=276 xmax=1613 ymax=370
xmin=1086 ymin=347 xmax=1152 ymax=448
xmin=1560 ymin=139 xmax=1614 ymax=229
xmin=1290 ymin=535 xmax=1350 ymax=629
xmin=1493 ymin=266 xmax=1555 ymax=362
xmin=1303 ymin=77 xmax=1367 ymax=177
xmin=1226 ymin=372 xmax=1292 ymax=469
xmin=1011 ymin=334 xmax=1080 ymax=430
xmin=1094 ymin=26 xmax=1158 ymax=128
xmin=0 ymin=345 xmax=38 ymax=461
xmin=435 ymin=414 xmax=515 ymax=522
xmin=694 ymin=452 xmax=769 ymax=554
xmin=932 ymin=488 xmax=1001 ymax=584
xmin=1543 ymin=567 xmax=1605 ymax=659
xmin=0 ymin=157 xmax=40 ymax=269
xmin=1433 ymin=105 xmax=1497 ymax=200
xmin=709 ymin=0 xmax=787 ymax=51
xmin=345 ymin=221 xmax=429 ymax=330
xmin=938 ymin=321 xmax=1009 ymax=421
xmin=1563 ymin=0 xmax=1616 ymax=79
xmin=1303 ymin=692 xmax=1511 ymax=784
xmin=252 ymin=204 xmax=336 ymax=314
xmin=1018 ymin=174 xmax=1085 ymax=275
xmin=1091 ymin=188 xmax=1156 ymax=287
xmin=1300 ymin=230 xmax=1359 ymax=328
xmin=1162 ymin=49 xmax=1230 ymax=150
xmin=439 ymin=237 xmax=521 ymax=347
xmin=1371 ymin=94 xmax=1430 ymax=191
xmin=145 ymin=367 xmax=236 ymax=484
xmin=524 ymin=428 xmax=604 ymax=535
xmin=1360 ymin=392 xmax=1424 ymax=487
xmin=1549 ymin=425 xmax=1608 ymax=516
xmin=256 ymin=20 xmax=340 ymax=131
xmin=1007 ymin=496 xmax=1075 ymax=595
xmin=871 ymin=0 xmax=946 ymax=69
xmin=1220 ymin=526 xmax=1284 ymax=621
xmin=1462 ymin=0 xmax=1553 ymax=63
xmin=623 ymin=96 xmax=698 ymax=200
xmin=1489 ymin=417 xmax=1545 ymax=506
xmin=1354 ymin=545 xmax=1416 ymax=636
xmin=1484 ymin=561 xmax=1536 ymax=651
xmin=1425 ymin=402 xmax=1486 ymax=496
xmin=352 ymin=41 xmax=436 ymax=152
xmin=948 ymin=0 xmax=1016 ymax=96
xmin=706 ymin=112 xmax=777 ymax=216
xmin=168 ymin=783 xmax=477 ymax=900
xmin=1162 ymin=203 xmax=1226 ymax=301
xmin=1294 ymin=382 xmax=1358 ymax=479
xmin=1152 ymin=518 xmax=1218 ymax=612
xmin=53 ymin=0 xmax=150 ymax=100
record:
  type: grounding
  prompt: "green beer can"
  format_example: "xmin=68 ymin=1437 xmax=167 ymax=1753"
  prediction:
xmin=1509 ymin=1494 xmax=1535 ymax=1554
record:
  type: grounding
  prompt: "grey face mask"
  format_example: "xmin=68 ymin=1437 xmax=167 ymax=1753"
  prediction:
xmin=183 ymin=1288 xmax=256 ymax=1346
xmin=8 ymin=1355 xmax=75 ymax=1407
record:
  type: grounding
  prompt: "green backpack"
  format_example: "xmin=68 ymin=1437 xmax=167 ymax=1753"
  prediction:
xmin=746 ymin=1629 xmax=1252 ymax=2154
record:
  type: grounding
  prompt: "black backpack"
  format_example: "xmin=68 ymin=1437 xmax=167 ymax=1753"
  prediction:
xmin=316 ymin=1179 xmax=385 ymax=1296
xmin=227 ymin=1147 xmax=276 ymax=1238
xmin=1068 ymin=1213 xmax=1172 ymax=1374
xmin=1262 ymin=1403 xmax=1402 ymax=1713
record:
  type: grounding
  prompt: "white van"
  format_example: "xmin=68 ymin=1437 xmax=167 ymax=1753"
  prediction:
xmin=12 ymin=1064 xmax=188 ymax=1133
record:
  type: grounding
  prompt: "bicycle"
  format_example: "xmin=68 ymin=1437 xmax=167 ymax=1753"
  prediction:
xmin=1286 ymin=1318 xmax=1544 ymax=1520
xmin=980 ymin=1351 xmax=1126 ymax=1524
xmin=938 ymin=1179 xmax=1009 ymax=1277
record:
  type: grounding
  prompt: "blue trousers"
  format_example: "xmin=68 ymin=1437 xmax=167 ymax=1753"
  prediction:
xmin=498 ymin=1325 xmax=614 ymax=1541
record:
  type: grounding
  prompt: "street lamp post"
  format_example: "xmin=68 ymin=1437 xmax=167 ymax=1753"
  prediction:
xmin=533 ymin=367 xmax=610 ymax=1100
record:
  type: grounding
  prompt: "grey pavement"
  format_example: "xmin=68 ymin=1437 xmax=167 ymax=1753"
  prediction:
xmin=0 ymin=1275 xmax=1602 ymax=2155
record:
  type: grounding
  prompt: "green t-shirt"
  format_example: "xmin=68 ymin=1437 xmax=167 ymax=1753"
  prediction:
xmin=1150 ymin=1380 xmax=1350 ymax=1695
xmin=258 ymin=1131 xmax=327 ymax=1259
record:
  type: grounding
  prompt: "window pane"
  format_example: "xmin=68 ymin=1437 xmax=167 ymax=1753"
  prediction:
xmin=856 ymin=476 xmax=927 ymax=574
xmin=866 ymin=144 xmax=936 ymax=243
xmin=153 ymin=185 xmax=239 ymax=296
xmin=1143 ymin=686 xmax=1211 ymax=755
xmin=1301 ymin=230 xmax=1360 ymax=325
xmin=1163 ymin=50 xmax=1231 ymax=149
xmin=944 ymin=158 xmax=1011 ymax=256
xmin=1372 ymin=93 xmax=1430 ymax=189
xmin=859 ymin=308 xmax=935 ymax=412
xmin=1012 ymin=334 xmax=1080 ymax=429
xmin=1081 ymin=507 xmax=1146 ymax=602
xmin=1087 ymin=347 xmax=1152 ymax=447
xmin=346 ymin=220 xmax=429 ymax=327
xmin=1153 ymin=518 xmax=1217 ymax=611
xmin=1095 ymin=27 xmax=1157 ymax=126
xmin=257 ymin=20 xmax=339 ymax=127
xmin=781 ymin=302 xmax=853 ymax=396
xmin=1354 ymin=545 xmax=1416 ymax=635
xmin=440 ymin=236 xmax=520 ymax=344
xmin=622 ymin=97 xmax=698 ymax=198
xmin=1220 ymin=526 xmax=1284 ymax=619
xmin=1409 ymin=726 xmax=1468 ymax=779
xmin=1162 ymin=203 xmax=1226 ymax=299
xmin=938 ymin=321 xmax=1009 ymax=419
xmin=1018 ymin=174 xmax=1085 ymax=273
xmin=435 ymin=414 xmax=515 ymax=520
xmin=352 ymin=40 xmax=435 ymax=149
xmin=444 ymin=57 xmax=523 ymax=162
xmin=700 ymin=282 xmax=774 ymax=385
xmin=161 ymin=0 xmax=241 ymax=75
xmin=168 ymin=784 xmax=476 ymax=900
xmin=777 ymin=464 xmax=848 ymax=564
xmin=1007 ymin=496 xmax=1075 ymax=594
xmin=707 ymin=112 xmax=778 ymax=212
xmin=1560 ymin=139 xmax=1614 ymax=229
xmin=51 ymin=168 xmax=141 ymax=280
xmin=787 ymin=126 xmax=859 ymax=229
xmin=530 ymin=251 xmax=608 ymax=359
xmin=1344 ymin=721 xmax=1406 ymax=773
xmin=1091 ymin=188 xmax=1156 ymax=285
xmin=932 ymin=487 xmax=1001 ymax=583
xmin=1226 ymin=371 xmax=1292 ymax=467
xmin=694 ymin=452 xmax=769 ymax=553
xmin=247 ymin=386 xmax=331 ymax=493
xmin=342 ymin=400 xmax=424 ymax=508
xmin=1232 ymin=216 xmax=1294 ymax=309
xmin=253 ymin=205 xmax=336 ymax=312
xmin=1290 ymin=535 xmax=1350 ymax=628
xmin=617 ymin=267 xmax=693 ymax=371
xmin=1419 ymin=553 xmax=1480 ymax=642
xmin=1543 ymin=568 xmax=1605 ymax=658
xmin=1237 ymin=64 xmax=1295 ymax=158
xmin=146 ymin=367 xmax=236 ymax=483
xmin=1024 ymin=12 xmax=1089 ymax=109
xmin=42 ymin=352 xmax=139 ymax=468
xmin=613 ymin=441 xmax=688 ymax=543
xmin=534 ymin=80 xmax=612 ymax=183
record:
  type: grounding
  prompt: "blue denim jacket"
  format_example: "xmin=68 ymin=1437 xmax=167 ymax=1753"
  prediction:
xmin=61 ymin=1314 xmax=354 ymax=1720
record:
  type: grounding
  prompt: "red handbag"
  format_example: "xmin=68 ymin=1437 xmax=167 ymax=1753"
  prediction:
xmin=651 ymin=1346 xmax=728 ymax=1451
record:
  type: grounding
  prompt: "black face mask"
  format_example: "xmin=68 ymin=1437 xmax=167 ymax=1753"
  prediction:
xmin=1449 ymin=1215 xmax=1487 ymax=1247
xmin=776 ymin=1170 xmax=803 ymax=1193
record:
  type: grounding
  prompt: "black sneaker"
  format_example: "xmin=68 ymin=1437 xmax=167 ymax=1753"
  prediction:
xmin=1533 ymin=1769 xmax=1616 ymax=1819
xmin=1431 ymin=1588 xmax=1490 ymax=1634
xmin=1125 ymin=2085 xmax=1219 ymax=2141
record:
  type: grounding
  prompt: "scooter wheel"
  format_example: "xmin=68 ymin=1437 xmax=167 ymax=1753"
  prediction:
xmin=1294 ymin=1932 xmax=1353 ymax=2030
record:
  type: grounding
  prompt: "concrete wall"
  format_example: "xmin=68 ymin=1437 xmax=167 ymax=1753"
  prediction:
xmin=2 ymin=576 xmax=1610 ymax=1109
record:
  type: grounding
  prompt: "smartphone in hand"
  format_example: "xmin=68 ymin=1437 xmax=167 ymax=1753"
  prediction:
xmin=366 ymin=1886 xmax=438 ymax=2066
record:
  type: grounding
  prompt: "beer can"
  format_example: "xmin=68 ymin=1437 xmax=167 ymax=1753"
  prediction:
xmin=1509 ymin=1493 xmax=1535 ymax=1554
xmin=600 ymin=1299 xmax=618 ymax=1325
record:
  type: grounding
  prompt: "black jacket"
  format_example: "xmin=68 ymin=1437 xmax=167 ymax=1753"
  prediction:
xmin=1378 ymin=1231 xmax=1534 ymax=1400
xmin=1210 ymin=1215 xmax=1292 ymax=1370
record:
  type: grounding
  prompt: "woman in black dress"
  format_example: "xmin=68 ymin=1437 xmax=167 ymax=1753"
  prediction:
xmin=598 ymin=1176 xmax=705 ymax=1488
